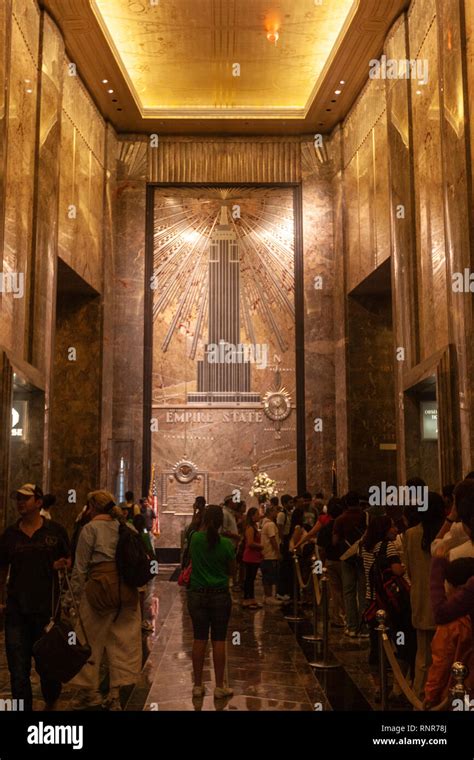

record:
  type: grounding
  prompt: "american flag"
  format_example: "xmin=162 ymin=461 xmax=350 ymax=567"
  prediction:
xmin=148 ymin=464 xmax=160 ymax=537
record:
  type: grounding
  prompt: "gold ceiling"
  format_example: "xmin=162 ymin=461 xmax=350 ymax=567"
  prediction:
xmin=91 ymin=0 xmax=357 ymax=119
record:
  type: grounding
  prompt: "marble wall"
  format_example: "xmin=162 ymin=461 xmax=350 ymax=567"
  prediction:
xmin=50 ymin=285 xmax=101 ymax=533
xmin=300 ymin=140 xmax=337 ymax=497
xmin=0 ymin=0 xmax=112 ymax=531
xmin=335 ymin=0 xmax=474 ymax=490
xmin=109 ymin=139 xmax=148 ymax=497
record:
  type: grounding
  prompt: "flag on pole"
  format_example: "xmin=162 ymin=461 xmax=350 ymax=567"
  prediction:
xmin=148 ymin=463 xmax=160 ymax=537
xmin=331 ymin=460 xmax=337 ymax=497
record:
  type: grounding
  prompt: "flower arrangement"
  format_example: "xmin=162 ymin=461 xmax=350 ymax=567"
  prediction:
xmin=249 ymin=472 xmax=278 ymax=499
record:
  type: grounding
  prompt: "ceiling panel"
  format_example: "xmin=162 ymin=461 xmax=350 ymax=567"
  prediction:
xmin=40 ymin=0 xmax=410 ymax=134
xmin=91 ymin=0 xmax=356 ymax=117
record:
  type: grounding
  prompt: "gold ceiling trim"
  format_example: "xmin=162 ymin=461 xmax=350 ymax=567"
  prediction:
xmin=90 ymin=0 xmax=358 ymax=119
xmin=148 ymin=139 xmax=301 ymax=184
xmin=142 ymin=107 xmax=307 ymax=120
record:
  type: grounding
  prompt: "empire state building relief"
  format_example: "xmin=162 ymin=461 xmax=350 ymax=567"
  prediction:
xmin=150 ymin=186 xmax=297 ymax=543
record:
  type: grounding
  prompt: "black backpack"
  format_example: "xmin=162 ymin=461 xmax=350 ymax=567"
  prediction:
xmin=116 ymin=522 xmax=154 ymax=587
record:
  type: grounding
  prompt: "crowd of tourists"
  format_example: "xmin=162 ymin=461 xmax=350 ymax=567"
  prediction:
xmin=0 ymin=486 xmax=156 ymax=711
xmin=1 ymin=476 xmax=473 ymax=712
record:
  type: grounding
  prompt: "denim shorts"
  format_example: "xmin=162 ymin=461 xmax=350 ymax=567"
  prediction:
xmin=261 ymin=559 xmax=279 ymax=586
xmin=187 ymin=588 xmax=232 ymax=641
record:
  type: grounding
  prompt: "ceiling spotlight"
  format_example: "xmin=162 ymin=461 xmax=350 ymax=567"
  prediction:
xmin=335 ymin=89 xmax=341 ymax=95
xmin=108 ymin=89 xmax=114 ymax=94
xmin=102 ymin=79 xmax=108 ymax=84
xmin=340 ymin=80 xmax=345 ymax=85
xmin=266 ymin=30 xmax=279 ymax=45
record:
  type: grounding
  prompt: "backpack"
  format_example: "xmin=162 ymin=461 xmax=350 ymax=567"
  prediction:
xmin=364 ymin=541 xmax=411 ymax=627
xmin=115 ymin=522 xmax=154 ymax=587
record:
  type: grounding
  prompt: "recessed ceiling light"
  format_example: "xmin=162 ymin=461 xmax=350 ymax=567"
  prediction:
xmin=102 ymin=79 xmax=108 ymax=84
xmin=340 ymin=80 xmax=345 ymax=85
xmin=326 ymin=108 xmax=331 ymax=112
xmin=117 ymin=108 xmax=122 ymax=111
xmin=108 ymin=89 xmax=114 ymax=94
xmin=335 ymin=90 xmax=341 ymax=95
xmin=416 ymin=90 xmax=422 ymax=95
xmin=26 ymin=88 xmax=33 ymax=93
xmin=112 ymin=98 xmax=118 ymax=102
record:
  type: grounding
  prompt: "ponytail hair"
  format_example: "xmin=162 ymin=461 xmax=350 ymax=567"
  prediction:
xmin=203 ymin=505 xmax=223 ymax=550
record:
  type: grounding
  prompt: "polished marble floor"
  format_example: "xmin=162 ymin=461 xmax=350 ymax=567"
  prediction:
xmin=0 ymin=567 xmax=405 ymax=711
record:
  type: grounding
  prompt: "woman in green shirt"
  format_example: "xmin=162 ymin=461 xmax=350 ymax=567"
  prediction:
xmin=188 ymin=505 xmax=236 ymax=700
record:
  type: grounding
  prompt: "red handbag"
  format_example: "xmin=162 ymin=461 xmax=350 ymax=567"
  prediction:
xmin=178 ymin=561 xmax=192 ymax=588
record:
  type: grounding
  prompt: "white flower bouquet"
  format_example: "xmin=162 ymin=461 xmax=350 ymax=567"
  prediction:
xmin=249 ymin=472 xmax=278 ymax=499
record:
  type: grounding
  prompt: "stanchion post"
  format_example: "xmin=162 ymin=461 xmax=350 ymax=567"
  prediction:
xmin=310 ymin=568 xmax=341 ymax=670
xmin=376 ymin=609 xmax=389 ymax=711
xmin=284 ymin=552 xmax=305 ymax=623
xmin=450 ymin=662 xmax=468 ymax=710
xmin=303 ymin=557 xmax=323 ymax=644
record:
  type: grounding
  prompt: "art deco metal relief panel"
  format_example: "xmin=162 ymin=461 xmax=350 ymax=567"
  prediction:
xmin=150 ymin=186 xmax=297 ymax=542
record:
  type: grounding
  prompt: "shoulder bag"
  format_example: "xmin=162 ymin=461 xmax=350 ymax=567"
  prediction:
xmin=33 ymin=570 xmax=92 ymax=683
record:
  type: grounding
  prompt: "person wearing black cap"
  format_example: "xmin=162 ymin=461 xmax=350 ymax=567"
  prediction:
xmin=0 ymin=483 xmax=70 ymax=710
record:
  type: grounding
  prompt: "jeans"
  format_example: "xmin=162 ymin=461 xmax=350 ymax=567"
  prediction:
xmin=325 ymin=559 xmax=345 ymax=625
xmin=5 ymin=604 xmax=62 ymax=711
xmin=340 ymin=557 xmax=366 ymax=632
xmin=243 ymin=563 xmax=260 ymax=599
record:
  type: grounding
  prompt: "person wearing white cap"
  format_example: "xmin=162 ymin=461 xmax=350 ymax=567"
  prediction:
xmin=0 ymin=483 xmax=70 ymax=710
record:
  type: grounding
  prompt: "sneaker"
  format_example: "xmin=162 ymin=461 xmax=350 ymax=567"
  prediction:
xmin=192 ymin=685 xmax=205 ymax=697
xmin=141 ymin=621 xmax=154 ymax=632
xmin=276 ymin=594 xmax=290 ymax=601
xmin=214 ymin=686 xmax=233 ymax=699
